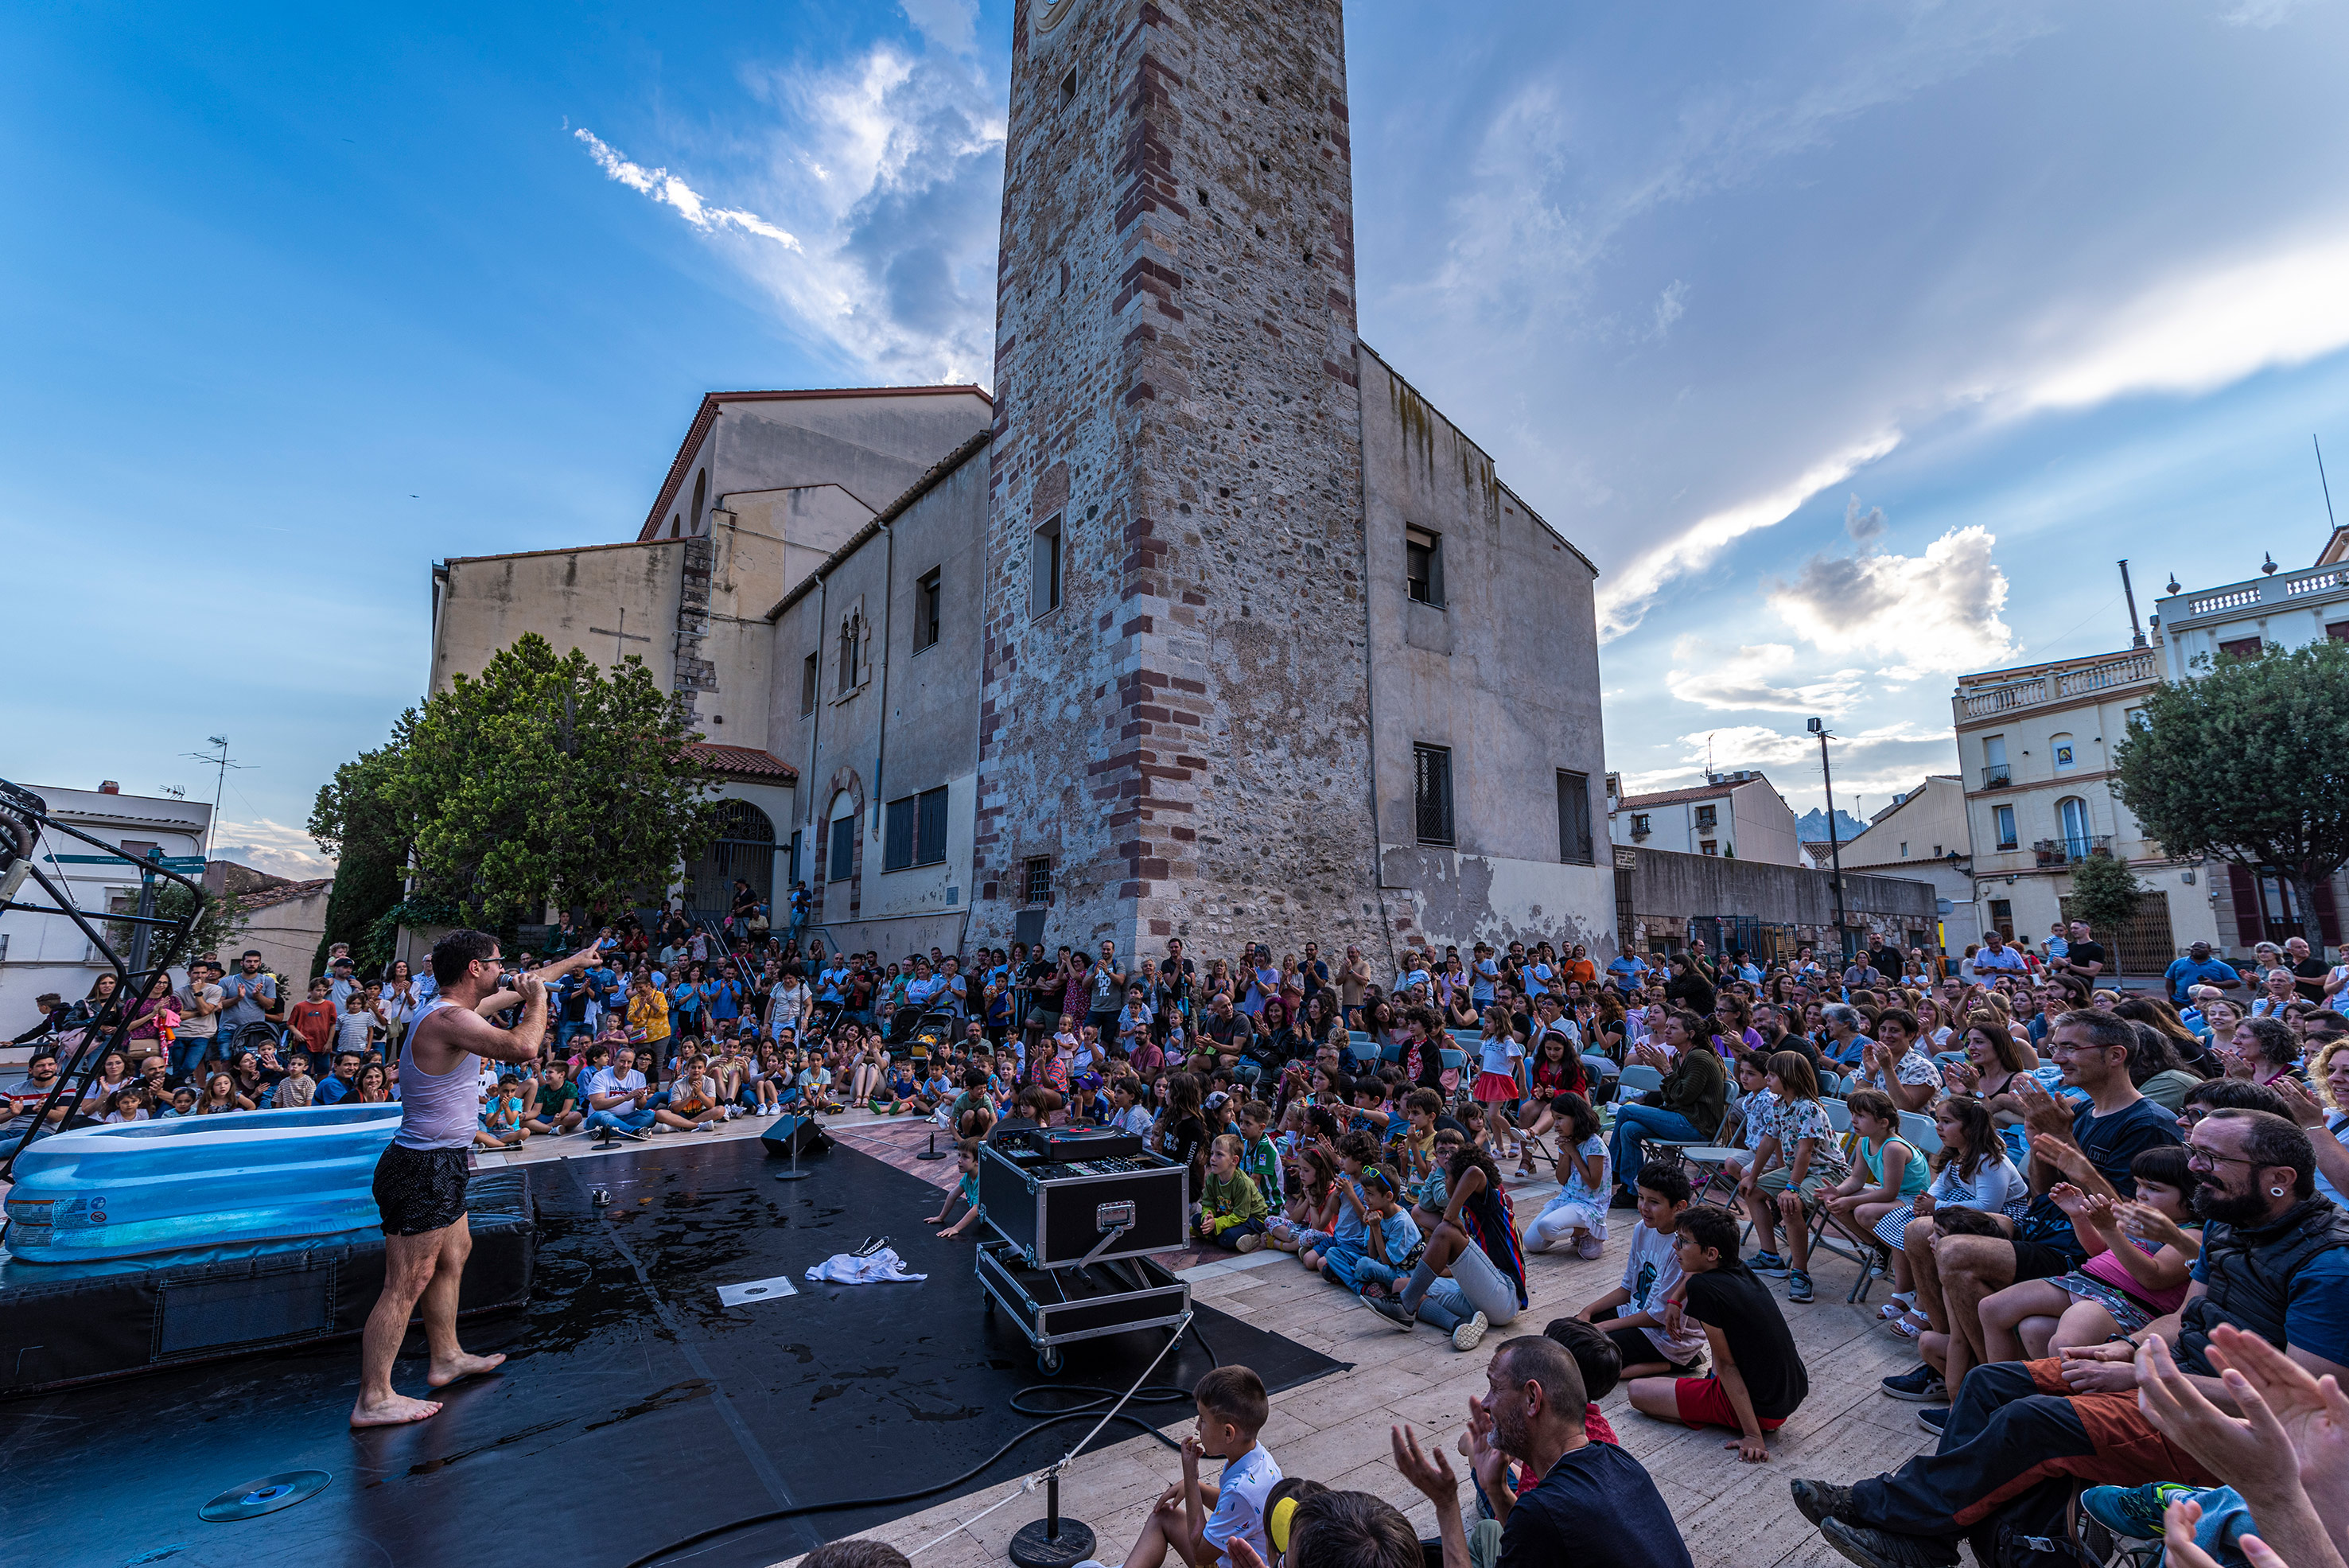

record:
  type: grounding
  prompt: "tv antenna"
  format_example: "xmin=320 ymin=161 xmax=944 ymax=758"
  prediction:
xmin=184 ymin=737 xmax=249 ymax=860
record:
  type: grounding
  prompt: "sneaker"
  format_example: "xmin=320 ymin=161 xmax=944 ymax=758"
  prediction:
xmin=1452 ymin=1311 xmax=1490 ymax=1353
xmin=1366 ymin=1296 xmax=1416 ymax=1329
xmin=1915 ymin=1407 xmax=1946 ymax=1435
xmin=1879 ymin=1364 xmax=1946 ymax=1403
xmin=618 ymin=1126 xmax=650 ymax=1142
xmin=1817 ymin=1517 xmax=1959 ymax=1568
xmin=1788 ymin=1479 xmax=1856 ymax=1528
xmin=1747 ymin=1250 xmax=1789 ymax=1277
xmin=1235 ymin=1232 xmax=1263 ymax=1254
xmin=703 ymin=1119 xmax=724 ymax=1131
xmin=2079 ymin=1483 xmax=2198 ymax=1543
xmin=1575 ymin=1235 xmax=1604 ymax=1260
xmin=1787 ymin=1269 xmax=1814 ymax=1303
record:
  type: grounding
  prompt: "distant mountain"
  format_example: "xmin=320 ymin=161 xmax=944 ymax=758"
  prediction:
xmin=1796 ymin=807 xmax=1871 ymax=842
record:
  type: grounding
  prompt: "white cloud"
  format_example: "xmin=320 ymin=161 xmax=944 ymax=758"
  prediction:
xmin=898 ymin=0 xmax=978 ymax=53
xmin=1663 ymin=638 xmax=1865 ymax=715
xmin=211 ymin=818 xmax=337 ymax=881
xmin=2013 ymin=229 xmax=2349 ymax=414
xmin=574 ymin=25 xmax=1005 ymax=384
xmin=1620 ymin=720 xmax=1954 ymax=798
xmin=574 ymin=130 xmax=803 ymax=250
xmin=1651 ymin=279 xmax=1688 ymax=339
xmin=1596 ymin=428 xmax=1900 ymax=640
xmin=2220 ymin=0 xmax=2306 ymax=27
xmin=1765 ymin=523 xmax=2014 ymax=678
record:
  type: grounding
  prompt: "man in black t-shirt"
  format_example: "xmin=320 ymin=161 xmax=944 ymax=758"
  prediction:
xmin=1392 ymin=1333 xmax=1693 ymax=1568
xmin=2288 ymin=936 xmax=2332 ymax=1003
xmin=1622 ymin=1204 xmax=1805 ymax=1462
xmin=2052 ymin=919 xmax=2106 ymax=989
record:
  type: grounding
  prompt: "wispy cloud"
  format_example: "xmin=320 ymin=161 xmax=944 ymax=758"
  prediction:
xmin=1596 ymin=429 xmax=1900 ymax=640
xmin=1664 ymin=638 xmax=1865 ymax=715
xmin=574 ymin=130 xmax=802 ymax=249
xmin=212 ymin=817 xmax=337 ymax=881
xmin=572 ymin=6 xmax=1005 ymax=384
xmin=1620 ymin=720 xmax=1954 ymax=799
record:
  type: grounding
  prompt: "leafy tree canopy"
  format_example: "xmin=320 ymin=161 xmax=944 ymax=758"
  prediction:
xmin=311 ymin=635 xmax=721 ymax=936
xmin=2113 ymin=638 xmax=2349 ymax=916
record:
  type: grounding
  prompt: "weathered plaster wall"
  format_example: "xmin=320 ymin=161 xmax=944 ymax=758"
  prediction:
xmin=971 ymin=0 xmax=1383 ymax=963
xmin=1359 ymin=348 xmax=1615 ymax=963
xmin=430 ymin=540 xmax=685 ymax=695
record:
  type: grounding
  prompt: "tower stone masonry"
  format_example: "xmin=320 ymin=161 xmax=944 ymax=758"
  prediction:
xmin=974 ymin=0 xmax=1385 ymax=958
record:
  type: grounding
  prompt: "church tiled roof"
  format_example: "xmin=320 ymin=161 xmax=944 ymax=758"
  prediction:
xmin=685 ymin=743 xmax=799 ymax=781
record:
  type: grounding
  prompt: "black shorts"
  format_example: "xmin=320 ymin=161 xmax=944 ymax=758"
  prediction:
xmin=2009 ymin=1235 xmax=2076 ymax=1282
xmin=373 ymin=1143 xmax=469 ymax=1236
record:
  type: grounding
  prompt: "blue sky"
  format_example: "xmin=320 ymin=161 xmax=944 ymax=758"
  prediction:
xmin=6 ymin=0 xmax=2348 ymax=874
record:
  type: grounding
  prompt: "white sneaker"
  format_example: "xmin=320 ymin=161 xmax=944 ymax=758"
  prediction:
xmin=1452 ymin=1311 xmax=1489 ymax=1353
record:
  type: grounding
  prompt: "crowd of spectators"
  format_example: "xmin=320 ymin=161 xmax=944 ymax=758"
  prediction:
xmin=13 ymin=902 xmax=2349 ymax=1567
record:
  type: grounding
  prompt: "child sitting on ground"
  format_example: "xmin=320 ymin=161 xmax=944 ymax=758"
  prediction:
xmin=476 ymin=1074 xmax=529 ymax=1149
xmin=1575 ymin=1162 xmax=1709 ymax=1379
xmin=1196 ymin=1133 xmax=1271 ymax=1252
xmin=926 ymin=1139 xmax=986 ymax=1239
xmin=1522 ymin=1091 xmax=1610 ymax=1259
xmin=1346 ymin=1166 xmax=1424 ymax=1301
xmin=1114 ymin=1364 xmax=1283 ymax=1568
xmin=1236 ymin=1102 xmax=1281 ymax=1208
xmin=1624 ymin=1202 xmax=1807 ymax=1463
xmin=1297 ymin=1131 xmax=1379 ymax=1284
xmin=1267 ymin=1144 xmax=1340 ymax=1253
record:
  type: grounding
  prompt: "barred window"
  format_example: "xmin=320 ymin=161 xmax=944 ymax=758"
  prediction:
xmin=1414 ymin=744 xmax=1454 ymax=846
xmin=1025 ymin=857 xmax=1053 ymax=905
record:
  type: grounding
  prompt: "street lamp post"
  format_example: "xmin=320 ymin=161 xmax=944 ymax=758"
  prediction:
xmin=1808 ymin=718 xmax=1849 ymax=959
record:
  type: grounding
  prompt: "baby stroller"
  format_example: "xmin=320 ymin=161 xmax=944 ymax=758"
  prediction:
xmin=888 ymin=1002 xmax=958 ymax=1051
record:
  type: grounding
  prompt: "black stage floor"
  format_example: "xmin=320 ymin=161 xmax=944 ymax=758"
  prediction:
xmin=0 ymin=1137 xmax=1344 ymax=1568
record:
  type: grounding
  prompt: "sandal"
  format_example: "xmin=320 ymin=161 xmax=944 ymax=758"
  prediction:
xmin=1876 ymin=1292 xmax=1916 ymax=1321
xmin=1888 ymin=1313 xmax=1928 ymax=1340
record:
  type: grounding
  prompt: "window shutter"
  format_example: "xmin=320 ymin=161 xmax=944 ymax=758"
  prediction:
xmin=2229 ymin=863 xmax=2264 ymax=947
xmin=917 ymin=788 xmax=949 ymax=866
xmin=884 ymin=800 xmax=916 ymax=871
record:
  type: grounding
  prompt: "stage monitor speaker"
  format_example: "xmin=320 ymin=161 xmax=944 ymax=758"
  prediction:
xmin=760 ymin=1115 xmax=831 ymax=1159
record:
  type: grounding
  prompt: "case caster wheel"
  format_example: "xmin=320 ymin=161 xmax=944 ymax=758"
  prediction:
xmin=1036 ymin=1345 xmax=1064 ymax=1376
xmin=982 ymin=1293 xmax=995 ymax=1318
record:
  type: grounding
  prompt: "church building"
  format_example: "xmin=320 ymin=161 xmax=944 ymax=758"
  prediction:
xmin=427 ymin=0 xmax=1617 ymax=971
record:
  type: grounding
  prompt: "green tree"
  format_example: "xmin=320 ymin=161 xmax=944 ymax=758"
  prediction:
xmin=309 ymin=731 xmax=414 ymax=978
xmin=326 ymin=635 xmax=720 ymax=932
xmin=2113 ymin=638 xmax=2349 ymax=944
xmin=106 ymin=877 xmax=245 ymax=972
xmin=2063 ymin=850 xmax=2144 ymax=976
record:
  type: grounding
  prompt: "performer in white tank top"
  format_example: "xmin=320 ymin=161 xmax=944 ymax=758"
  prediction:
xmin=352 ymin=929 xmax=605 ymax=1429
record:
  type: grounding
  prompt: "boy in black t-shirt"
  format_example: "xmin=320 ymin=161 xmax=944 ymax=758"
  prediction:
xmin=1624 ymin=1204 xmax=1807 ymax=1462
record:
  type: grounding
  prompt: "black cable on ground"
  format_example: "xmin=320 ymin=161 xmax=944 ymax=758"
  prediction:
xmin=620 ymin=1379 xmax=1199 ymax=1568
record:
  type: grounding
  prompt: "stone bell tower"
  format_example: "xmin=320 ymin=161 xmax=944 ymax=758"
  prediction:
xmin=971 ymin=0 xmax=1385 ymax=959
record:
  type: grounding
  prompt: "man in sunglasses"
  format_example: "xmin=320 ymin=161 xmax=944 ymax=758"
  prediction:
xmin=1793 ymin=1106 xmax=2349 ymax=1568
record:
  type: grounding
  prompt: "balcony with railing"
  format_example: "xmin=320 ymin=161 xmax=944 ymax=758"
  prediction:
xmin=1981 ymin=764 xmax=2013 ymax=789
xmin=2158 ymin=562 xmax=2349 ymax=628
xmin=2033 ymin=835 xmax=2114 ymax=866
xmin=1954 ymin=650 xmax=2156 ymax=722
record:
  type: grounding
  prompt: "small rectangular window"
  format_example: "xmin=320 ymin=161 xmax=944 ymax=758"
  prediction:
xmin=915 ymin=567 xmax=943 ymax=652
xmin=1405 ymin=526 xmax=1444 ymax=605
xmin=884 ymin=797 xmax=917 ymax=872
xmin=1025 ymin=857 xmax=1052 ymax=905
xmin=2219 ymin=635 xmax=2262 ymax=659
xmin=1414 ymin=744 xmax=1454 ymax=846
xmin=1555 ymin=770 xmax=1593 ymax=865
xmin=800 ymin=653 xmax=819 ymax=715
xmin=1993 ymin=804 xmax=2017 ymax=850
xmin=788 ymin=829 xmax=803 ymax=885
xmin=916 ymin=786 xmax=949 ymax=866
xmin=1033 ymin=516 xmax=1064 ymax=619
xmin=829 ymin=815 xmax=855 ymax=882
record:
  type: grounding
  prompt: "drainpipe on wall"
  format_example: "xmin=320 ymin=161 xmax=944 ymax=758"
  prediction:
xmin=873 ymin=519 xmax=896 ymax=846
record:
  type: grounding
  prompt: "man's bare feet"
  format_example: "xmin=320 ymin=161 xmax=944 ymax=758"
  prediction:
xmin=350 ymin=1391 xmax=443 ymax=1427
xmin=425 ymin=1350 xmax=507 ymax=1388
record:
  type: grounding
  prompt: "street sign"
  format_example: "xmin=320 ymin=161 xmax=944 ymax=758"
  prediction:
xmin=48 ymin=851 xmax=205 ymax=873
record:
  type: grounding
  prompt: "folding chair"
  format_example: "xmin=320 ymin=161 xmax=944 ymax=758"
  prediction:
xmin=1803 ymin=1096 xmax=1891 ymax=1302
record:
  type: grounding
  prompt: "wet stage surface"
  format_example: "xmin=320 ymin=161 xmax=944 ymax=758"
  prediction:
xmin=0 ymin=1137 xmax=1341 ymax=1568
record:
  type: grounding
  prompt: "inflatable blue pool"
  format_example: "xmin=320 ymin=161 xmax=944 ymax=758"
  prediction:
xmin=3 ymin=1104 xmax=403 ymax=1263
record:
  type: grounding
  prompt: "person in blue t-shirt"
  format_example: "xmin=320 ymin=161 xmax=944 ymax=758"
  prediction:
xmin=2162 ymin=941 xmax=2243 ymax=1008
